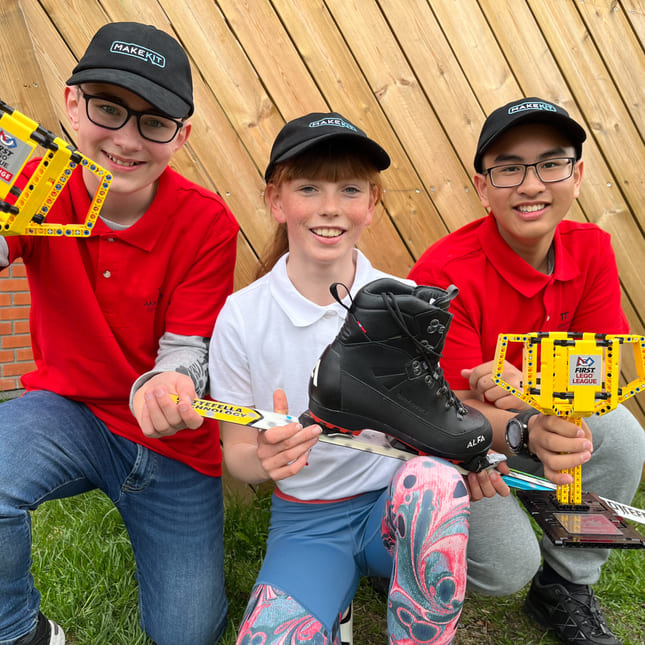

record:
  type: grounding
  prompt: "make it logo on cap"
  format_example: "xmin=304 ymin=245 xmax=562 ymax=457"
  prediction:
xmin=569 ymin=354 xmax=602 ymax=387
xmin=308 ymin=117 xmax=358 ymax=132
xmin=110 ymin=41 xmax=166 ymax=68
xmin=509 ymin=100 xmax=557 ymax=115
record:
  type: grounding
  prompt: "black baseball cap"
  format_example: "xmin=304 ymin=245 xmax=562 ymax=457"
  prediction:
xmin=67 ymin=22 xmax=193 ymax=118
xmin=264 ymin=112 xmax=390 ymax=182
xmin=474 ymin=97 xmax=587 ymax=172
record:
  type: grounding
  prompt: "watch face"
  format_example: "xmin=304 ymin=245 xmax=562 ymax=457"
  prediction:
xmin=506 ymin=419 xmax=523 ymax=452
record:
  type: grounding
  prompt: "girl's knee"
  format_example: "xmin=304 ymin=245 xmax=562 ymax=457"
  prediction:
xmin=390 ymin=457 xmax=469 ymax=508
xmin=385 ymin=457 xmax=469 ymax=553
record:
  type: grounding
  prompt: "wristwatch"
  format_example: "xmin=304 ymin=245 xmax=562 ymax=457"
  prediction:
xmin=505 ymin=409 xmax=541 ymax=458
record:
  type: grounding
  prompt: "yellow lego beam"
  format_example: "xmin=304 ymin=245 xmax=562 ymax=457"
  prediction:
xmin=0 ymin=99 xmax=111 ymax=237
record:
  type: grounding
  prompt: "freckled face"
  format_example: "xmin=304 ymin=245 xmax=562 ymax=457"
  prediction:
xmin=266 ymin=176 xmax=376 ymax=269
xmin=474 ymin=123 xmax=583 ymax=249
xmin=64 ymin=82 xmax=190 ymax=201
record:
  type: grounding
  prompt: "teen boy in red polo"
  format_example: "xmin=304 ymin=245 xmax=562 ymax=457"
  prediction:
xmin=0 ymin=22 xmax=238 ymax=645
xmin=409 ymin=98 xmax=645 ymax=645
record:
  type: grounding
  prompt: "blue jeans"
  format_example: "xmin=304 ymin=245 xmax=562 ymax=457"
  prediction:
xmin=0 ymin=391 xmax=227 ymax=645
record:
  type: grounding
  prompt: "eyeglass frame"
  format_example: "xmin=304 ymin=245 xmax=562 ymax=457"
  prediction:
xmin=482 ymin=156 xmax=577 ymax=188
xmin=77 ymin=88 xmax=185 ymax=144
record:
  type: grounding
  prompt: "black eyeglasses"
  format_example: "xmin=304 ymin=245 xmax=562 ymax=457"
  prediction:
xmin=484 ymin=157 xmax=576 ymax=188
xmin=79 ymin=90 xmax=184 ymax=143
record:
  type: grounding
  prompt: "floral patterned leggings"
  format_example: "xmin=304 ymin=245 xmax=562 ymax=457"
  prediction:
xmin=236 ymin=457 xmax=470 ymax=645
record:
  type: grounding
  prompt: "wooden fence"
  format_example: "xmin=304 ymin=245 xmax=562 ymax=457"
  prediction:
xmin=1 ymin=0 xmax=644 ymax=425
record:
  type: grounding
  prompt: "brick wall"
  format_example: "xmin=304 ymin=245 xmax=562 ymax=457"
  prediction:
xmin=0 ymin=260 xmax=33 ymax=393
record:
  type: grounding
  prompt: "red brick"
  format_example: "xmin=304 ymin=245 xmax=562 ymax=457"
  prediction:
xmin=1 ymin=259 xmax=31 ymax=387
xmin=0 ymin=378 xmax=19 ymax=391
xmin=0 ymin=308 xmax=30 ymax=321
xmin=0 ymin=278 xmax=29 ymax=291
xmin=1 ymin=334 xmax=31 ymax=349
xmin=10 ymin=262 xmax=27 ymax=278
xmin=4 ymin=362 xmax=35 ymax=377
xmin=16 ymin=348 xmax=33 ymax=361
xmin=13 ymin=293 xmax=31 ymax=306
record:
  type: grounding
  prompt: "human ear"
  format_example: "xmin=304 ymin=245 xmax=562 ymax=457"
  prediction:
xmin=64 ymin=86 xmax=81 ymax=132
xmin=363 ymin=183 xmax=378 ymax=227
xmin=265 ymin=183 xmax=286 ymax=224
xmin=171 ymin=120 xmax=191 ymax=153
xmin=571 ymin=159 xmax=584 ymax=199
xmin=473 ymin=173 xmax=491 ymax=210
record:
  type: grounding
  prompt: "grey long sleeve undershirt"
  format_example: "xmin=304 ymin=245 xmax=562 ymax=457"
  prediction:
xmin=129 ymin=332 xmax=210 ymax=412
xmin=0 ymin=237 xmax=8 ymax=268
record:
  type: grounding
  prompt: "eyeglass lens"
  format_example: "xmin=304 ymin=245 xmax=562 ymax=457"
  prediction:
xmin=489 ymin=158 xmax=574 ymax=187
xmin=85 ymin=95 xmax=180 ymax=143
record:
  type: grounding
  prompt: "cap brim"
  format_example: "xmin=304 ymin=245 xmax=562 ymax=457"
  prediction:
xmin=264 ymin=131 xmax=390 ymax=182
xmin=67 ymin=68 xmax=192 ymax=118
xmin=475 ymin=112 xmax=586 ymax=172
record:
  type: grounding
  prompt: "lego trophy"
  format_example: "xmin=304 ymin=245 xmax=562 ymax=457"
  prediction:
xmin=494 ymin=331 xmax=645 ymax=548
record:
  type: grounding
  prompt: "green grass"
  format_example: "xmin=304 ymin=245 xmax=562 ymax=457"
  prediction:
xmin=28 ymin=481 xmax=644 ymax=644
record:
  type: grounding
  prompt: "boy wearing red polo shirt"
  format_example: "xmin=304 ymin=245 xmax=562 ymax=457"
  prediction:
xmin=409 ymin=98 xmax=645 ymax=645
xmin=0 ymin=22 xmax=238 ymax=645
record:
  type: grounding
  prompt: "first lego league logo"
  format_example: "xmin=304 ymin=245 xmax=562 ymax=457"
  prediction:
xmin=0 ymin=129 xmax=17 ymax=183
xmin=569 ymin=354 xmax=603 ymax=386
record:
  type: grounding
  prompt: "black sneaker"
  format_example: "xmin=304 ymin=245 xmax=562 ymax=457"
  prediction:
xmin=525 ymin=574 xmax=621 ymax=644
xmin=14 ymin=613 xmax=65 ymax=645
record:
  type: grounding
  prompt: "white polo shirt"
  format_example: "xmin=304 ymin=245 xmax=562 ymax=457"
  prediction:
xmin=209 ymin=250 xmax=410 ymax=501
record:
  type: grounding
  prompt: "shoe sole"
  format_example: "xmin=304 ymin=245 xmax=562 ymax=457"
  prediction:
xmin=48 ymin=620 xmax=66 ymax=645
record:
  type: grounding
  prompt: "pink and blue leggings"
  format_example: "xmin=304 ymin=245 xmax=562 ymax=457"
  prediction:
xmin=236 ymin=457 xmax=469 ymax=644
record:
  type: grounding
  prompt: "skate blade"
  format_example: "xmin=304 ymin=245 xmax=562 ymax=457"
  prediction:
xmin=302 ymin=411 xmax=502 ymax=474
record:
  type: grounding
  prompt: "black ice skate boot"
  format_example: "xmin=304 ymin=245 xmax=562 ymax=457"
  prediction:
xmin=306 ymin=278 xmax=493 ymax=472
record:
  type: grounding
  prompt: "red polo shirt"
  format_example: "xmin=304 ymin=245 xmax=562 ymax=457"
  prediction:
xmin=6 ymin=159 xmax=239 ymax=475
xmin=408 ymin=213 xmax=628 ymax=390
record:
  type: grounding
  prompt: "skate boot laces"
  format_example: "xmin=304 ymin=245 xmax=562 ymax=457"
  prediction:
xmin=331 ymin=281 xmax=466 ymax=418
xmin=379 ymin=290 xmax=468 ymax=418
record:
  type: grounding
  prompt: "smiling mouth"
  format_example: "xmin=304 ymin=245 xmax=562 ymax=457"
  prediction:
xmin=312 ymin=227 xmax=344 ymax=238
xmin=516 ymin=203 xmax=546 ymax=213
xmin=105 ymin=152 xmax=141 ymax=167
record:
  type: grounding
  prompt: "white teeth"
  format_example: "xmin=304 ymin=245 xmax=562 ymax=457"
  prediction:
xmin=518 ymin=204 xmax=545 ymax=213
xmin=313 ymin=227 xmax=342 ymax=238
xmin=107 ymin=153 xmax=137 ymax=167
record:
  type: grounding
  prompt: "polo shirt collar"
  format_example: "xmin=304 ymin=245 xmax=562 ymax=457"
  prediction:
xmin=76 ymin=167 xmax=173 ymax=251
xmin=480 ymin=212 xmax=579 ymax=297
xmin=269 ymin=249 xmax=372 ymax=327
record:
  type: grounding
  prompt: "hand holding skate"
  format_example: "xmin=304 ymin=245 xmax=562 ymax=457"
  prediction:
xmin=255 ymin=389 xmax=321 ymax=481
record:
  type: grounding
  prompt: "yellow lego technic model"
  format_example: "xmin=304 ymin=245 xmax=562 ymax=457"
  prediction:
xmin=0 ymin=99 xmax=111 ymax=237
xmin=494 ymin=332 xmax=645 ymax=505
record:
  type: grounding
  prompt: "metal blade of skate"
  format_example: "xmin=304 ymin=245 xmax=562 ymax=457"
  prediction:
xmin=173 ymin=396 xmax=491 ymax=477
xmin=178 ymin=396 xmax=645 ymax=524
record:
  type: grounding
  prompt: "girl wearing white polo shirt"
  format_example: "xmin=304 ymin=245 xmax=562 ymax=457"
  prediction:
xmin=209 ymin=113 xmax=470 ymax=645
